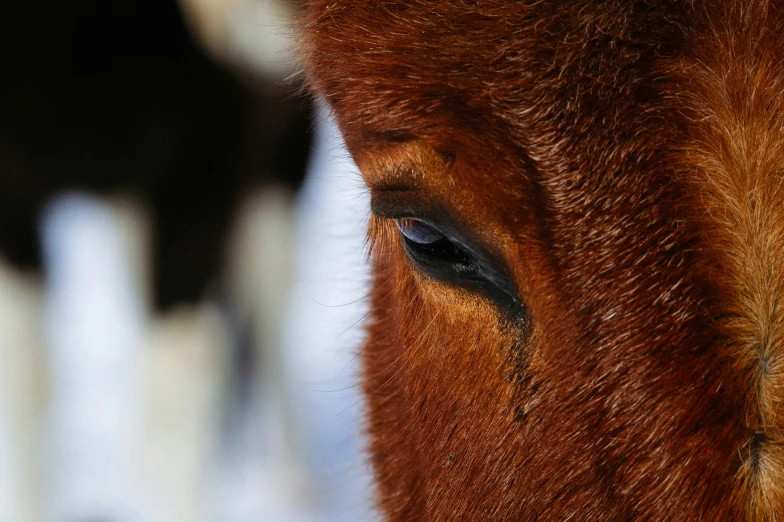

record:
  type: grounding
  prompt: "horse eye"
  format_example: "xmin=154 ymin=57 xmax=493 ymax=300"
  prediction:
xmin=393 ymin=217 xmax=523 ymax=316
xmin=397 ymin=218 xmax=444 ymax=243
xmin=395 ymin=218 xmax=473 ymax=267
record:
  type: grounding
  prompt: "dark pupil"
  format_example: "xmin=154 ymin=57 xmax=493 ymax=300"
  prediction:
xmin=396 ymin=218 xmax=471 ymax=264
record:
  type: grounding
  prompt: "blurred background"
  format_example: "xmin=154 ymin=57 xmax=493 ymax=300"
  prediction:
xmin=0 ymin=0 xmax=374 ymax=520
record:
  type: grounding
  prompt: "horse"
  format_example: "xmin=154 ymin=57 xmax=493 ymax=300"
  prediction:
xmin=299 ymin=0 xmax=784 ymax=519
xmin=0 ymin=0 xmax=315 ymax=517
xmin=0 ymin=0 xmax=312 ymax=310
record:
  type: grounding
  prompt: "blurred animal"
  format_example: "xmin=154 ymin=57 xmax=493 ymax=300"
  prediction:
xmin=0 ymin=0 xmax=312 ymax=309
xmin=301 ymin=1 xmax=784 ymax=520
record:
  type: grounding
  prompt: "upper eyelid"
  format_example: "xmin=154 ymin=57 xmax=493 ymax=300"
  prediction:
xmin=364 ymin=162 xmax=426 ymax=192
xmin=369 ymin=189 xmax=428 ymax=219
xmin=360 ymin=141 xmax=455 ymax=193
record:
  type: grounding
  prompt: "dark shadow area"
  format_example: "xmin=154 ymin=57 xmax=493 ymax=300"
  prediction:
xmin=0 ymin=0 xmax=313 ymax=309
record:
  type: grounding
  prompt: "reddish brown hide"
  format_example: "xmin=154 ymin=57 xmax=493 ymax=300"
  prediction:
xmin=300 ymin=1 xmax=784 ymax=520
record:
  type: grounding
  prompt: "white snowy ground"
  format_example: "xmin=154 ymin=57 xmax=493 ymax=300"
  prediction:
xmin=0 ymin=113 xmax=374 ymax=522
xmin=280 ymin=112 xmax=376 ymax=522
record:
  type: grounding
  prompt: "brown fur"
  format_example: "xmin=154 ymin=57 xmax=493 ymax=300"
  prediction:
xmin=300 ymin=1 xmax=784 ymax=519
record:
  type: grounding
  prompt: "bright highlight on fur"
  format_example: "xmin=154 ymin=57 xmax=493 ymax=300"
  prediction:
xmin=300 ymin=1 xmax=784 ymax=520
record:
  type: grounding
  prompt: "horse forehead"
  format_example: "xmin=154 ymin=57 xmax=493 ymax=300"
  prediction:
xmin=304 ymin=1 xmax=784 ymax=178
xmin=303 ymin=0 xmax=784 ymax=231
xmin=303 ymin=0 xmax=689 ymax=157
